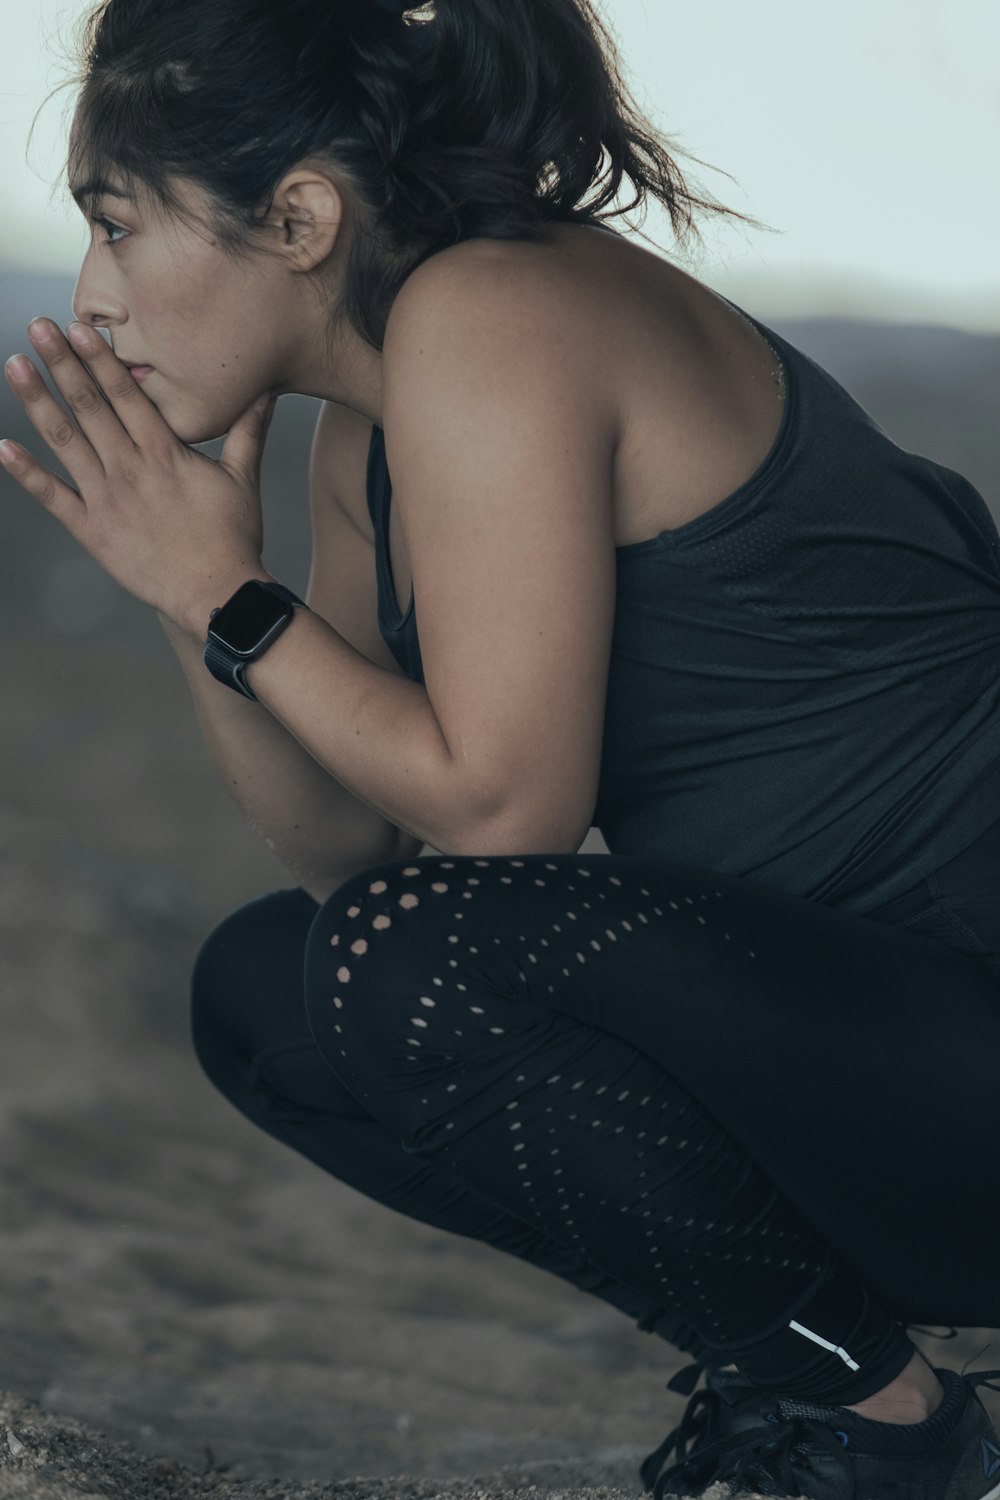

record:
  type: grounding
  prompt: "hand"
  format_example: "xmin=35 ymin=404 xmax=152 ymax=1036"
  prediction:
xmin=1 ymin=318 xmax=279 ymax=635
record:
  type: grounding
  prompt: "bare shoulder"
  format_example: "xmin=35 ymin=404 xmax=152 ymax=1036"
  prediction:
xmin=386 ymin=228 xmax=606 ymax=353
xmin=383 ymin=229 xmax=622 ymax=444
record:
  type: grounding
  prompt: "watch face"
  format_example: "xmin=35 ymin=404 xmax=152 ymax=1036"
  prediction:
xmin=208 ymin=583 xmax=289 ymax=655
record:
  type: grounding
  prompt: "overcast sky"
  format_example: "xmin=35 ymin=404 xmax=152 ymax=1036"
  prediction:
xmin=2 ymin=0 xmax=997 ymax=331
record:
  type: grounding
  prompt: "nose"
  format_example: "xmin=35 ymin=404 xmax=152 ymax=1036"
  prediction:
xmin=71 ymin=246 xmax=124 ymax=332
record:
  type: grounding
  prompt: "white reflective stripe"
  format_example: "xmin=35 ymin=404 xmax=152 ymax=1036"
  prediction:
xmin=788 ymin=1319 xmax=861 ymax=1371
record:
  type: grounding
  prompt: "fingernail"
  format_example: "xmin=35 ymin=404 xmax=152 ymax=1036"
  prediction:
xmin=67 ymin=322 xmax=98 ymax=349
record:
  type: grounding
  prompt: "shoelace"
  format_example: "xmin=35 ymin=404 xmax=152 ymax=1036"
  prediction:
xmin=652 ymin=1408 xmax=849 ymax=1496
xmin=640 ymin=1356 xmax=1000 ymax=1499
xmin=639 ymin=1326 xmax=963 ymax=1488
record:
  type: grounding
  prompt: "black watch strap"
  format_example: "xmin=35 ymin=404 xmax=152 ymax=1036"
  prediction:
xmin=204 ymin=580 xmax=306 ymax=702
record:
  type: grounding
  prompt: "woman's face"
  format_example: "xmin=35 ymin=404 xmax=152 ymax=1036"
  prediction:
xmin=69 ymin=172 xmax=327 ymax=445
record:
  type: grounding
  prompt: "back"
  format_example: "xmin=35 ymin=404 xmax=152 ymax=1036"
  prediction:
xmin=364 ymin=302 xmax=1000 ymax=918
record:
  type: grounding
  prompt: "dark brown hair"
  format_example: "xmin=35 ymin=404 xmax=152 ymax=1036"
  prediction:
xmin=42 ymin=0 xmax=775 ymax=351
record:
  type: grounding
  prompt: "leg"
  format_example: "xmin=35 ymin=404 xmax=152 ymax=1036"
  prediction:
xmin=189 ymin=884 xmax=710 ymax=1357
xmin=303 ymin=851 xmax=1000 ymax=1405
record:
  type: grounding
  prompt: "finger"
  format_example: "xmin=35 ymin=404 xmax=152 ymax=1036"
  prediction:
xmin=220 ymin=392 xmax=278 ymax=487
xmin=0 ymin=437 xmax=87 ymax=537
xmin=4 ymin=352 xmax=107 ymax=495
xmin=64 ymin=320 xmax=166 ymax=447
xmin=26 ymin=318 xmax=130 ymax=458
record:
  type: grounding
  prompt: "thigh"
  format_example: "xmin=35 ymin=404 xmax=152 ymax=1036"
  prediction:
xmin=304 ymin=850 xmax=1000 ymax=1325
xmin=881 ymin=807 xmax=1000 ymax=981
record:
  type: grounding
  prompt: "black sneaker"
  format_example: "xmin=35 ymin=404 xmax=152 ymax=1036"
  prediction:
xmin=640 ymin=1361 xmax=1000 ymax=1499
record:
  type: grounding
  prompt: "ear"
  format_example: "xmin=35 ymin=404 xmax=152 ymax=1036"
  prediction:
xmin=268 ymin=167 xmax=347 ymax=273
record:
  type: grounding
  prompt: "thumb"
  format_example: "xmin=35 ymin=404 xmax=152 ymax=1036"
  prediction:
xmin=220 ymin=392 xmax=278 ymax=483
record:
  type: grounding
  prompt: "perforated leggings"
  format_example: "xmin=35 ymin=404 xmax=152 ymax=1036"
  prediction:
xmin=190 ymin=831 xmax=1000 ymax=1406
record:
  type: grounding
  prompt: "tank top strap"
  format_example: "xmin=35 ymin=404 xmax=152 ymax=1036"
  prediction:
xmin=366 ymin=422 xmax=387 ymax=535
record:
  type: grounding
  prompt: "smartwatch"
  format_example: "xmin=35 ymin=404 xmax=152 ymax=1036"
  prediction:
xmin=204 ymin=579 xmax=307 ymax=701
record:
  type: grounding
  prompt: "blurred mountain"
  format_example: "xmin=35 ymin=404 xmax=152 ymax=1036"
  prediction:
xmin=0 ymin=269 xmax=997 ymax=920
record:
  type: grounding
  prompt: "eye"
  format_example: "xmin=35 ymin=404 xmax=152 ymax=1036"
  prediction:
xmin=91 ymin=215 xmax=129 ymax=247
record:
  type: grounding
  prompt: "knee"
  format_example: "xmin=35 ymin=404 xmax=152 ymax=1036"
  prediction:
xmin=190 ymin=885 xmax=320 ymax=1093
xmin=303 ymin=856 xmax=432 ymax=980
xmin=302 ymin=856 xmax=452 ymax=1060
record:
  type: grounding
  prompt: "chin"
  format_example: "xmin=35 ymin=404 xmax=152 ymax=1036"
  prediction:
xmin=166 ymin=408 xmax=235 ymax=447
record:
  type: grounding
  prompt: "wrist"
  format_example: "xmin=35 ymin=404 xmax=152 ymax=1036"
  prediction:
xmin=174 ymin=565 xmax=278 ymax=641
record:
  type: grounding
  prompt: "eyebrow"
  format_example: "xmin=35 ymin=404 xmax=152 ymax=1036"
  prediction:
xmin=70 ymin=178 xmax=136 ymax=210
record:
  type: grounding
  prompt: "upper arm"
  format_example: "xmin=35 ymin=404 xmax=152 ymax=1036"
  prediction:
xmin=306 ymin=399 xmax=407 ymax=679
xmin=381 ymin=251 xmax=619 ymax=852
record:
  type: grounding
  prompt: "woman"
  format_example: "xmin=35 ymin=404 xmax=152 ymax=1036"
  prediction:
xmin=5 ymin=0 xmax=1000 ymax=1494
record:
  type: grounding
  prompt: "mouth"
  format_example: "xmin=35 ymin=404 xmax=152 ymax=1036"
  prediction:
xmin=121 ymin=361 xmax=155 ymax=382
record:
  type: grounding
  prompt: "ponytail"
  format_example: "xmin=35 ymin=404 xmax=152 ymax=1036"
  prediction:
xmin=46 ymin=0 xmax=774 ymax=350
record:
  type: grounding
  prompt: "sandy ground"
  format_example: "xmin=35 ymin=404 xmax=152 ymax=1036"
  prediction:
xmin=3 ymin=799 xmax=1000 ymax=1500
xmin=0 ymin=799 xmax=727 ymax=1500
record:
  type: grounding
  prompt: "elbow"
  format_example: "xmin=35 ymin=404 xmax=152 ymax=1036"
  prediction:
xmin=441 ymin=792 xmax=591 ymax=859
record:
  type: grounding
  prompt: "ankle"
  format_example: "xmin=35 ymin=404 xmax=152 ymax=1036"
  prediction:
xmin=840 ymin=1351 xmax=944 ymax=1425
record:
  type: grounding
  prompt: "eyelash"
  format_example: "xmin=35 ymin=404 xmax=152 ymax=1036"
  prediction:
xmin=91 ymin=215 xmax=129 ymax=246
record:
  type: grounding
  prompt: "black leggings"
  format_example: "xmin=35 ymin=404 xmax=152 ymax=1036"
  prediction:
xmin=190 ymin=815 xmax=1000 ymax=1406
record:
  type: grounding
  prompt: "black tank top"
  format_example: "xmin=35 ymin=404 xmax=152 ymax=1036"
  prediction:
xmin=365 ymin=287 xmax=1000 ymax=918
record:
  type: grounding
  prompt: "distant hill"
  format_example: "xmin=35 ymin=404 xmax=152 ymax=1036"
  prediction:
xmin=1 ymin=271 xmax=996 ymax=657
xmin=0 ymin=267 xmax=996 ymax=912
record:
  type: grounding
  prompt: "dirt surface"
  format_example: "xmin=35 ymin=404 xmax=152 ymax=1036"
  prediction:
xmin=0 ymin=799 xmax=768 ymax=1500
xmin=3 ymin=788 xmax=999 ymax=1500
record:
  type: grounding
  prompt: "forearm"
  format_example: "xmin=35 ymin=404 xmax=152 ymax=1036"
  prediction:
xmin=159 ymin=611 xmax=422 ymax=891
xmin=178 ymin=579 xmax=500 ymax=854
